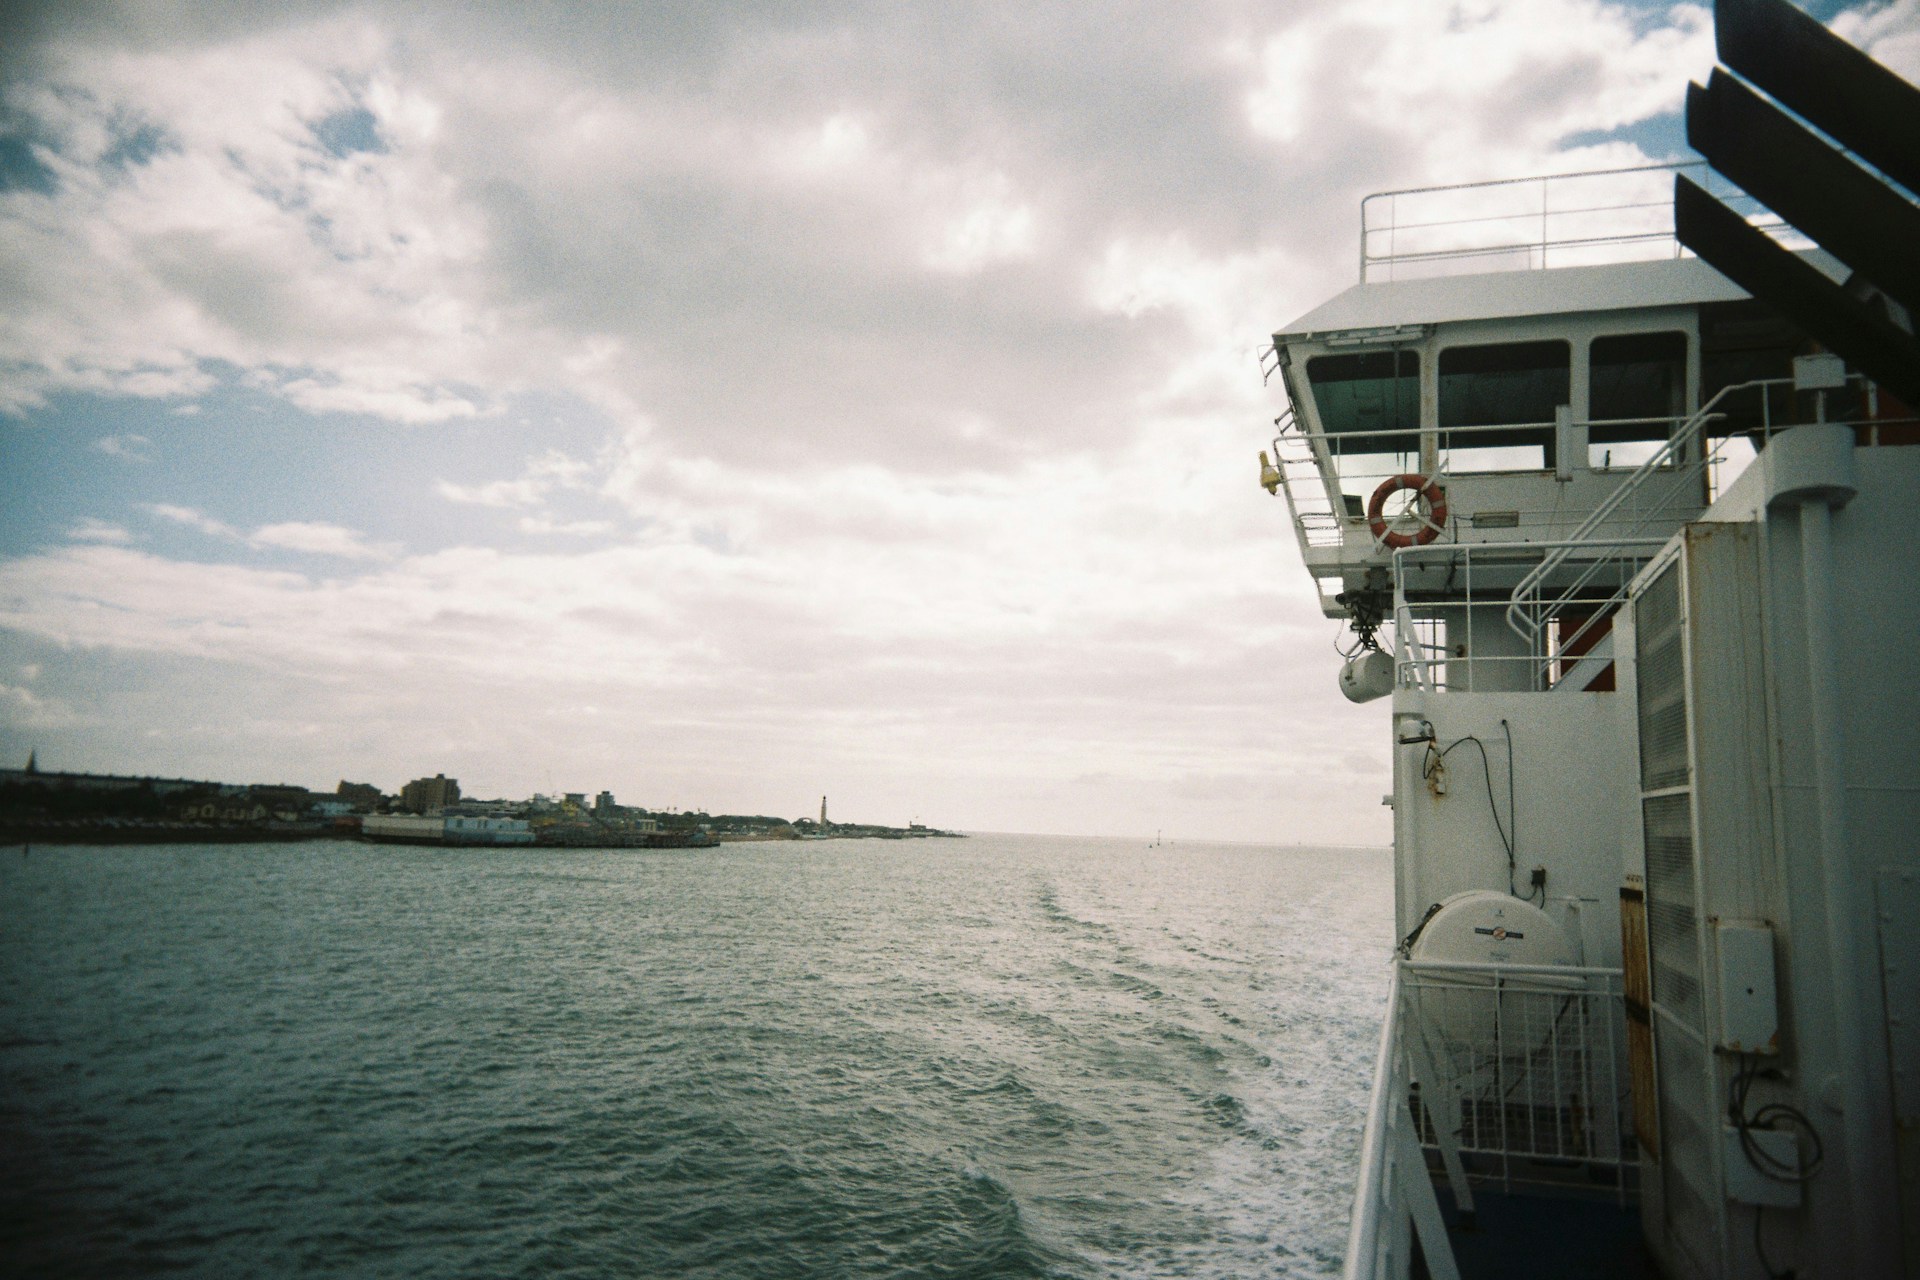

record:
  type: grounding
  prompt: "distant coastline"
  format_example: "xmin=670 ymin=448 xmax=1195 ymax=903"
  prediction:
xmin=0 ymin=758 xmax=964 ymax=848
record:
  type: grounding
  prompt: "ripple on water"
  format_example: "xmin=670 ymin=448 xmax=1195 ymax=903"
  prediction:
xmin=0 ymin=836 xmax=1390 ymax=1279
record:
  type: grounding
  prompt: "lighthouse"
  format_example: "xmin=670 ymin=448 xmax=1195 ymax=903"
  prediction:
xmin=819 ymin=795 xmax=828 ymax=828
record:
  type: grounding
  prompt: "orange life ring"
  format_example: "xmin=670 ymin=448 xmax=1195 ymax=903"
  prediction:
xmin=1367 ymin=474 xmax=1448 ymax=549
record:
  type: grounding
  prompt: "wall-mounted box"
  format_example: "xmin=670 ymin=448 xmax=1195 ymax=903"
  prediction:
xmin=1714 ymin=921 xmax=1779 ymax=1054
xmin=1792 ymin=352 xmax=1846 ymax=390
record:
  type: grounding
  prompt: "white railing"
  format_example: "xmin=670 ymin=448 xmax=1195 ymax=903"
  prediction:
xmin=1360 ymin=163 xmax=1793 ymax=282
xmin=1503 ymin=378 xmax=1810 ymax=688
xmin=1392 ymin=540 xmax=1667 ymax=692
xmin=1503 ymin=388 xmax=1722 ymax=661
xmin=1346 ymin=962 xmax=1445 ymax=1280
xmin=1266 ymin=405 xmax=1348 ymax=554
xmin=1403 ymin=961 xmax=1632 ymax=1188
xmin=1345 ymin=960 xmax=1631 ymax=1280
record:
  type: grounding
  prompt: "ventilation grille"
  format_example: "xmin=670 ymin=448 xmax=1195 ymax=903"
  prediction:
xmin=1636 ymin=562 xmax=1689 ymax=790
xmin=1635 ymin=553 xmax=1721 ymax=1273
xmin=1655 ymin=1024 xmax=1719 ymax=1278
xmin=1644 ymin=793 xmax=1703 ymax=1031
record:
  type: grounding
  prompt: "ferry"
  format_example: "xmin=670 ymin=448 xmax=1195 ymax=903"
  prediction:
xmin=1257 ymin=1 xmax=1919 ymax=1275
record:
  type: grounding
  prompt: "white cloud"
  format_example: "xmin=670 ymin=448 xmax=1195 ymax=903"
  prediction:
xmin=0 ymin=13 xmax=511 ymax=423
xmin=922 ymin=172 xmax=1038 ymax=274
xmin=145 ymin=503 xmax=243 ymax=540
xmin=516 ymin=515 xmax=614 ymax=537
xmin=3 ymin=416 xmax=1351 ymax=837
xmin=7 ymin=1 xmax=1912 ymax=838
xmin=278 ymin=376 xmax=485 ymax=425
xmin=1243 ymin=0 xmax=1714 ymax=185
xmin=250 ymin=521 xmax=398 ymax=560
xmin=1835 ymin=0 xmax=1920 ymax=80
xmin=1242 ymin=31 xmax=1318 ymax=145
xmin=437 ymin=448 xmax=589 ymax=508
xmin=141 ymin=505 xmax=394 ymax=560
xmin=802 ymin=113 xmax=871 ymax=168
xmin=91 ymin=432 xmax=153 ymax=460
xmin=436 ymin=476 xmax=542 ymax=508
xmin=0 ymin=682 xmax=80 ymax=731
xmin=68 ymin=517 xmax=136 ymax=544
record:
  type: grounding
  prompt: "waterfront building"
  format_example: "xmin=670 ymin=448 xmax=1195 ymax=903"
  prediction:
xmin=443 ymin=814 xmax=534 ymax=846
xmin=181 ymin=797 xmax=269 ymax=824
xmin=1 ymin=760 xmax=218 ymax=797
xmin=335 ymin=780 xmax=384 ymax=810
xmin=361 ymin=813 xmax=445 ymax=844
xmin=249 ymin=783 xmax=316 ymax=811
xmin=400 ymin=773 xmax=460 ymax=813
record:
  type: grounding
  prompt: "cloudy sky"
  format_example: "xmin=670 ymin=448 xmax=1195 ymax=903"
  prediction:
xmin=2 ymin=1 xmax=1914 ymax=841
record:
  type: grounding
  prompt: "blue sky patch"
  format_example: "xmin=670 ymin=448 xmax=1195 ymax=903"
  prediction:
xmin=0 ymin=381 xmax=629 ymax=566
xmin=311 ymin=107 xmax=386 ymax=158
xmin=1562 ymin=112 xmax=1692 ymax=162
xmin=100 ymin=118 xmax=175 ymax=172
xmin=0 ymin=134 xmax=57 ymax=195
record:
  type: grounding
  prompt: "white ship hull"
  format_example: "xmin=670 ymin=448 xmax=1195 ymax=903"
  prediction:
xmin=1260 ymin=8 xmax=1920 ymax=1270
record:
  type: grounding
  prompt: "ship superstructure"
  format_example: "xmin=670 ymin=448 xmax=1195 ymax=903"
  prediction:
xmin=1260 ymin=3 xmax=1920 ymax=1276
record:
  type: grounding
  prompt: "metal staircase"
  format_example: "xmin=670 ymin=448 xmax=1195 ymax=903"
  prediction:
xmin=1504 ymin=380 xmax=1775 ymax=690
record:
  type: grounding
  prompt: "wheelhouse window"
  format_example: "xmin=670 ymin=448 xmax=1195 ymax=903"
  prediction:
xmin=1589 ymin=331 xmax=1687 ymax=467
xmin=1438 ymin=340 xmax=1569 ymax=471
xmin=1700 ymin=299 xmax=1811 ymax=435
xmin=1305 ymin=349 xmax=1420 ymax=505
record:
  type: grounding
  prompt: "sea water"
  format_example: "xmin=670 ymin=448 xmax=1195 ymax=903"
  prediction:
xmin=0 ymin=834 xmax=1391 ymax=1278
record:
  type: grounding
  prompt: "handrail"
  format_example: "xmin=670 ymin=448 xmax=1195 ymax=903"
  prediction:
xmin=1345 ymin=957 xmax=1635 ymax=1278
xmin=1391 ymin=540 xmax=1666 ymax=691
xmin=1374 ymin=197 xmax=1676 ymax=237
xmin=1343 ymin=963 xmax=1469 ymax=1280
xmin=1500 ymin=373 xmax=1892 ymax=688
xmin=1359 ymin=162 xmax=1791 ymax=282
xmin=1361 ymin=160 xmax=1707 ymax=205
xmin=1345 ymin=963 xmax=1409 ymax=1280
xmin=1503 ymin=378 xmax=1781 ymax=682
xmin=1296 ymin=423 xmax=1526 ymax=452
xmin=1407 ymin=959 xmax=1625 ymax=978
xmin=1268 ymin=405 xmax=1352 ymax=558
xmin=1365 ymin=230 xmax=1684 ymax=270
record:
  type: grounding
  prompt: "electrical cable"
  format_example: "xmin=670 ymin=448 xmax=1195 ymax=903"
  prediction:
xmin=1728 ymin=1051 xmax=1824 ymax=1183
xmin=1423 ymin=734 xmax=1517 ymax=895
xmin=1502 ymin=718 xmax=1520 ymax=895
xmin=1735 ymin=1048 xmax=1817 ymax=1280
xmin=1753 ymin=1204 xmax=1793 ymax=1280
